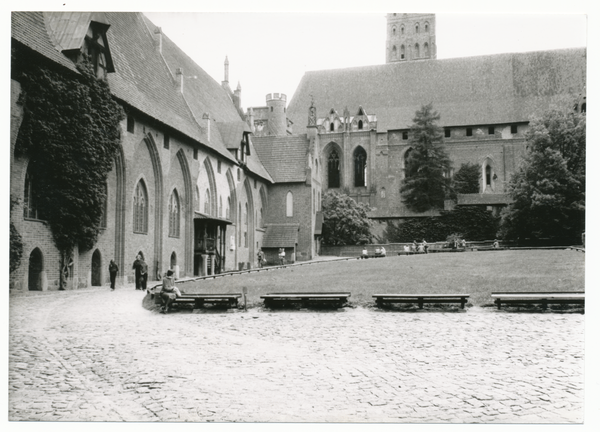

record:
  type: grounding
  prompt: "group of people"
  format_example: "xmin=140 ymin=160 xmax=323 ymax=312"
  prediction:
xmin=402 ymin=239 xmax=430 ymax=254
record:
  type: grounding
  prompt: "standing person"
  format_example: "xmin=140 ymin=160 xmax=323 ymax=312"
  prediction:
xmin=132 ymin=254 xmax=143 ymax=290
xmin=411 ymin=240 xmax=417 ymax=253
xmin=422 ymin=239 xmax=429 ymax=254
xmin=108 ymin=259 xmax=119 ymax=290
xmin=160 ymin=270 xmax=181 ymax=314
xmin=461 ymin=239 xmax=467 ymax=249
xmin=257 ymin=249 xmax=265 ymax=268
xmin=361 ymin=246 xmax=368 ymax=259
xmin=278 ymin=248 xmax=286 ymax=265
xmin=380 ymin=246 xmax=386 ymax=257
xmin=140 ymin=258 xmax=148 ymax=292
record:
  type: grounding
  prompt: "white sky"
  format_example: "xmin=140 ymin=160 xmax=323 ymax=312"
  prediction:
xmin=143 ymin=11 xmax=587 ymax=110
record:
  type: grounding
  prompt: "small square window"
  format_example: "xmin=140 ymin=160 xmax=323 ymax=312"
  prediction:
xmin=511 ymin=124 xmax=518 ymax=134
xmin=164 ymin=134 xmax=170 ymax=149
xmin=466 ymin=128 xmax=473 ymax=137
xmin=127 ymin=115 xmax=135 ymax=133
xmin=488 ymin=126 xmax=495 ymax=135
xmin=444 ymin=128 xmax=451 ymax=138
xmin=193 ymin=148 xmax=198 ymax=160
xmin=402 ymin=131 xmax=408 ymax=140
xmin=217 ymin=160 xmax=222 ymax=173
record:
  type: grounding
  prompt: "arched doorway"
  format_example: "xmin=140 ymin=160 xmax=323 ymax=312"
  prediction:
xmin=170 ymin=252 xmax=177 ymax=269
xmin=91 ymin=249 xmax=102 ymax=286
xmin=28 ymin=248 xmax=43 ymax=291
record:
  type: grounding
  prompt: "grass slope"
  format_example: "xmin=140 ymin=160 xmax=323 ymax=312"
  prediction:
xmin=180 ymin=250 xmax=584 ymax=308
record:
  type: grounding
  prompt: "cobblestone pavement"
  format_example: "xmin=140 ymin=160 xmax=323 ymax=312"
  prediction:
xmin=9 ymin=286 xmax=585 ymax=423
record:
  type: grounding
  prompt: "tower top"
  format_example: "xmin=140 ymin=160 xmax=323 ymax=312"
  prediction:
xmin=386 ymin=13 xmax=436 ymax=63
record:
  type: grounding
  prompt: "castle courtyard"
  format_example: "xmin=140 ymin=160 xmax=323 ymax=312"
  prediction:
xmin=9 ymin=279 xmax=584 ymax=423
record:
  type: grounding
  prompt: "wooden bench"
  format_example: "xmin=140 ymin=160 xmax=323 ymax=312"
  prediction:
xmin=154 ymin=291 xmax=242 ymax=310
xmin=261 ymin=292 xmax=351 ymax=309
xmin=373 ymin=293 xmax=470 ymax=309
xmin=491 ymin=292 xmax=585 ymax=310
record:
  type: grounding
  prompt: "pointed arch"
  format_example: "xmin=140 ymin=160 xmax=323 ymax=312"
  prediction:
xmin=259 ymin=185 xmax=268 ymax=228
xmin=323 ymin=141 xmax=343 ymax=189
xmin=402 ymin=146 xmax=414 ymax=179
xmin=113 ymin=144 xmax=127 ymax=276
xmin=202 ymin=157 xmax=218 ymax=216
xmin=243 ymin=178 xmax=255 ymax=259
xmin=91 ymin=249 xmax=102 ymax=286
xmin=142 ymin=133 xmax=164 ymax=279
xmin=28 ymin=247 xmax=44 ymax=291
xmin=133 ymin=178 xmax=149 ymax=233
xmin=481 ymin=157 xmax=496 ymax=192
xmin=175 ymin=148 xmax=193 ymax=275
xmin=168 ymin=188 xmax=181 ymax=238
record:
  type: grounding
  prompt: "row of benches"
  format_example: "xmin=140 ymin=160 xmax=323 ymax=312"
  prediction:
xmin=153 ymin=291 xmax=584 ymax=311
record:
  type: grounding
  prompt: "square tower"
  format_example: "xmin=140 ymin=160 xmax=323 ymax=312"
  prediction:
xmin=386 ymin=13 xmax=436 ymax=63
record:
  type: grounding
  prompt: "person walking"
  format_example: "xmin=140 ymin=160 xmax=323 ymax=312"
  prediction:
xmin=257 ymin=249 xmax=265 ymax=268
xmin=132 ymin=255 xmax=143 ymax=290
xmin=108 ymin=259 xmax=119 ymax=290
xmin=422 ymin=239 xmax=429 ymax=254
xmin=278 ymin=248 xmax=286 ymax=265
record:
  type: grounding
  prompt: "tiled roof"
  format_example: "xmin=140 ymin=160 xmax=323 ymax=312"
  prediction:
xmin=216 ymin=121 xmax=250 ymax=150
xmin=44 ymin=12 xmax=110 ymax=52
xmin=251 ymin=135 xmax=310 ymax=183
xmin=263 ymin=224 xmax=300 ymax=248
xmin=457 ymin=193 xmax=512 ymax=205
xmin=287 ymin=48 xmax=586 ymax=132
xmin=11 ymin=12 xmax=274 ymax=176
xmin=11 ymin=12 xmax=79 ymax=72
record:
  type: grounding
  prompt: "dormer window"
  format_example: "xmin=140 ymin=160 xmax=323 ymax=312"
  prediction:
xmin=83 ymin=24 xmax=111 ymax=79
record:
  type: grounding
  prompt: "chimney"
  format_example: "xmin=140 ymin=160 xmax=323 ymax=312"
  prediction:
xmin=176 ymin=68 xmax=184 ymax=94
xmin=247 ymin=107 xmax=255 ymax=133
xmin=154 ymin=27 xmax=163 ymax=53
xmin=202 ymin=113 xmax=211 ymax=142
xmin=233 ymin=81 xmax=242 ymax=110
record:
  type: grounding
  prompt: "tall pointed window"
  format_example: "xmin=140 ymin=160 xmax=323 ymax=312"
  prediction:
xmin=133 ymin=180 xmax=148 ymax=233
xmin=244 ymin=203 xmax=249 ymax=247
xmin=328 ymin=150 xmax=341 ymax=188
xmin=219 ymin=195 xmax=223 ymax=218
xmin=415 ymin=43 xmax=420 ymax=58
xmin=354 ymin=146 xmax=367 ymax=187
xmin=168 ymin=189 xmax=180 ymax=238
xmin=286 ymin=191 xmax=293 ymax=217
xmin=24 ymin=167 xmax=43 ymax=220
xmin=424 ymin=42 xmax=429 ymax=57
xmin=400 ymin=45 xmax=405 ymax=60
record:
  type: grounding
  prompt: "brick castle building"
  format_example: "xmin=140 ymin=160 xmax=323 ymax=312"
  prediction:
xmin=10 ymin=12 xmax=585 ymax=291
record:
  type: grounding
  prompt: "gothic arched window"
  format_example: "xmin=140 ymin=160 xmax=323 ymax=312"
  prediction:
xmin=415 ymin=43 xmax=420 ymax=58
xmin=424 ymin=42 xmax=429 ymax=57
xmin=358 ymin=120 xmax=363 ymax=130
xmin=328 ymin=150 xmax=341 ymax=188
xmin=244 ymin=202 xmax=248 ymax=247
xmin=286 ymin=191 xmax=293 ymax=217
xmin=24 ymin=166 xmax=43 ymax=220
xmin=168 ymin=189 xmax=180 ymax=238
xmin=400 ymin=45 xmax=405 ymax=60
xmin=204 ymin=189 xmax=211 ymax=215
xmin=330 ymin=122 xmax=335 ymax=132
xmin=133 ymin=180 xmax=148 ymax=233
xmin=353 ymin=146 xmax=367 ymax=187
xmin=415 ymin=23 xmax=419 ymax=33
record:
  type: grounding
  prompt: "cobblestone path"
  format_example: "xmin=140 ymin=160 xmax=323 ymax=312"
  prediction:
xmin=9 ymin=287 xmax=584 ymax=423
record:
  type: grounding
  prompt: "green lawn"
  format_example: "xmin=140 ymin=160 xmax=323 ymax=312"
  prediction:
xmin=180 ymin=249 xmax=585 ymax=308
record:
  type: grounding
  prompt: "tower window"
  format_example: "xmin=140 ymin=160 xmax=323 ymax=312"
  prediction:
xmin=330 ymin=123 xmax=334 ymax=132
xmin=415 ymin=43 xmax=420 ymax=58
xmin=401 ymin=45 xmax=405 ymax=60
xmin=425 ymin=23 xmax=429 ymax=32
xmin=392 ymin=26 xmax=396 ymax=36
xmin=358 ymin=120 xmax=363 ymax=130
xmin=415 ymin=23 xmax=419 ymax=33
xmin=401 ymin=25 xmax=404 ymax=35
xmin=466 ymin=127 xmax=473 ymax=137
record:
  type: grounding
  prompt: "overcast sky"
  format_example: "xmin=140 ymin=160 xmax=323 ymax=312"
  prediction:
xmin=142 ymin=10 xmax=587 ymax=110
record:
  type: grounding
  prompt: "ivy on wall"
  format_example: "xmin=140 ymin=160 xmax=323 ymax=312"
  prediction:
xmin=15 ymin=56 xmax=125 ymax=259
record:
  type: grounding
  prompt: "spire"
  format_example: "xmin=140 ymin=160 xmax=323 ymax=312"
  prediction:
xmin=224 ymin=56 xmax=229 ymax=83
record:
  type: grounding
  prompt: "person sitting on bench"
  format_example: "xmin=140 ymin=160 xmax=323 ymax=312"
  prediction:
xmin=160 ymin=270 xmax=181 ymax=313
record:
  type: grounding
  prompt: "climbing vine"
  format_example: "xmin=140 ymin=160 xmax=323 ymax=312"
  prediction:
xmin=15 ymin=56 xmax=125 ymax=272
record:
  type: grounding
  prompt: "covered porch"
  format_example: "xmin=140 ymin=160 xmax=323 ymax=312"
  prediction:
xmin=193 ymin=212 xmax=232 ymax=276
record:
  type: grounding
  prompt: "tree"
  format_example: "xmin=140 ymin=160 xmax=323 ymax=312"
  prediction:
xmin=321 ymin=191 xmax=374 ymax=245
xmin=499 ymin=106 xmax=585 ymax=244
xmin=400 ymin=103 xmax=453 ymax=212
xmin=453 ymin=162 xmax=481 ymax=194
xmin=15 ymin=56 xmax=125 ymax=284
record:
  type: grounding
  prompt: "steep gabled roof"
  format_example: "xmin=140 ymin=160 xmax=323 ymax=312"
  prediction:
xmin=287 ymin=48 xmax=586 ymax=132
xmin=251 ymin=135 xmax=310 ymax=183
xmin=11 ymin=11 xmax=79 ymax=72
